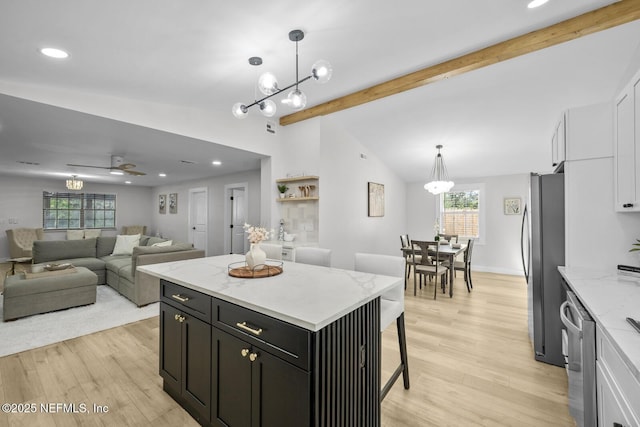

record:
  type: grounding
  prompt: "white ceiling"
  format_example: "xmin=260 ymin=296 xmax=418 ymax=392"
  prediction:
xmin=0 ymin=0 xmax=639 ymax=186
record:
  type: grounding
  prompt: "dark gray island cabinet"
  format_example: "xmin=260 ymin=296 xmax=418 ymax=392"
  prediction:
xmin=159 ymin=278 xmax=382 ymax=427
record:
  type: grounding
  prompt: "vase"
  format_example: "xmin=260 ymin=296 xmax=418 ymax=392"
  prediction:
xmin=246 ymin=243 xmax=266 ymax=270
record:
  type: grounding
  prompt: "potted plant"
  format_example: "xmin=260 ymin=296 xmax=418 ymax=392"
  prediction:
xmin=277 ymin=184 xmax=288 ymax=198
xmin=630 ymin=239 xmax=640 ymax=252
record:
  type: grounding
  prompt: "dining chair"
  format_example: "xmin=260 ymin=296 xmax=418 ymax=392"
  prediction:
xmin=409 ymin=240 xmax=449 ymax=299
xmin=442 ymin=238 xmax=474 ymax=292
xmin=260 ymin=243 xmax=283 ymax=260
xmin=295 ymin=247 xmax=332 ymax=267
xmin=354 ymin=253 xmax=409 ymax=401
xmin=399 ymin=234 xmax=419 ymax=289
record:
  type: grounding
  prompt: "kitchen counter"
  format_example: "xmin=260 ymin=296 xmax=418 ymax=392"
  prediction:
xmin=138 ymin=254 xmax=400 ymax=331
xmin=559 ymin=267 xmax=640 ymax=382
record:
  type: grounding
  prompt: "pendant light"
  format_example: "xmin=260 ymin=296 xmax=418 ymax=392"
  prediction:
xmin=232 ymin=29 xmax=332 ymax=118
xmin=66 ymin=175 xmax=84 ymax=191
xmin=424 ymin=145 xmax=454 ymax=194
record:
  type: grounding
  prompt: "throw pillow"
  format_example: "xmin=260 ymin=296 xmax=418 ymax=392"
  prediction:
xmin=66 ymin=230 xmax=84 ymax=240
xmin=111 ymin=234 xmax=141 ymax=255
xmin=84 ymin=229 xmax=102 ymax=239
xmin=152 ymin=240 xmax=173 ymax=247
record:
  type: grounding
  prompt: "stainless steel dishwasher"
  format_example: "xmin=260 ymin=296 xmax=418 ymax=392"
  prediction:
xmin=560 ymin=285 xmax=596 ymax=427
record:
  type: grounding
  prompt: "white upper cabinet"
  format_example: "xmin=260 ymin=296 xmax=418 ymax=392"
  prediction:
xmin=552 ymin=102 xmax=613 ymax=170
xmin=614 ymin=69 xmax=640 ymax=212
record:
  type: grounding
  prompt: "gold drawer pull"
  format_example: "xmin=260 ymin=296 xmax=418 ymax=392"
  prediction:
xmin=171 ymin=294 xmax=189 ymax=303
xmin=249 ymin=352 xmax=259 ymax=362
xmin=241 ymin=348 xmax=250 ymax=357
xmin=236 ymin=321 xmax=263 ymax=336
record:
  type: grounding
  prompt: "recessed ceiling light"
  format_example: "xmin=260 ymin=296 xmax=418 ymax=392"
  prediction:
xmin=159 ymin=173 xmax=167 ymax=177
xmin=110 ymin=170 xmax=124 ymax=175
xmin=125 ymin=181 xmax=132 ymax=184
xmin=527 ymin=0 xmax=549 ymax=8
xmin=40 ymin=47 xmax=69 ymax=59
xmin=212 ymin=160 xmax=222 ymax=166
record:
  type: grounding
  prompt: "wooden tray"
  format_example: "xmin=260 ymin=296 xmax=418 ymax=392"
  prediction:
xmin=228 ymin=262 xmax=283 ymax=278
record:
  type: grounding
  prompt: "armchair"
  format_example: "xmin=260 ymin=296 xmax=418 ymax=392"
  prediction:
xmin=121 ymin=225 xmax=147 ymax=236
xmin=6 ymin=228 xmax=44 ymax=258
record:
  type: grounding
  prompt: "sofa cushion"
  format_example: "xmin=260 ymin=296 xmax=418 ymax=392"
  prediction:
xmin=96 ymin=236 xmax=117 ymax=258
xmin=33 ymin=238 xmax=97 ymax=264
xmin=84 ymin=229 xmax=102 ymax=239
xmin=111 ymin=234 xmax=140 ymax=255
xmin=66 ymin=230 xmax=84 ymax=240
xmin=102 ymin=256 xmax=131 ymax=273
xmin=152 ymin=240 xmax=173 ymax=247
xmin=139 ymin=235 xmax=151 ymax=246
xmin=145 ymin=236 xmax=168 ymax=246
xmin=131 ymin=243 xmax=193 ymax=273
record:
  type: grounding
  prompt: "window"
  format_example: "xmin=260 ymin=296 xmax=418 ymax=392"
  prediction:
xmin=43 ymin=192 xmax=116 ymax=230
xmin=440 ymin=183 xmax=484 ymax=242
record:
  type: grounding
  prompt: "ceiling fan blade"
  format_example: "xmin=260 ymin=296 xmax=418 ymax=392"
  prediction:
xmin=66 ymin=163 xmax=111 ymax=169
xmin=117 ymin=163 xmax=137 ymax=170
xmin=124 ymin=169 xmax=146 ymax=176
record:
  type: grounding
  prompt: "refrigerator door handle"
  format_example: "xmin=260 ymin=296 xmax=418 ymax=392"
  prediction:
xmin=521 ymin=204 xmax=529 ymax=282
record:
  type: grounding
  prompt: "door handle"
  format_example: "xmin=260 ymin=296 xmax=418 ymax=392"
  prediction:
xmin=192 ymin=227 xmax=196 ymax=230
xmin=559 ymin=301 xmax=582 ymax=337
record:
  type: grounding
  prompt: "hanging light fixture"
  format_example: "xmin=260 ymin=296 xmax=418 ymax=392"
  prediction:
xmin=424 ymin=145 xmax=454 ymax=194
xmin=66 ymin=175 xmax=84 ymax=191
xmin=232 ymin=29 xmax=332 ymax=119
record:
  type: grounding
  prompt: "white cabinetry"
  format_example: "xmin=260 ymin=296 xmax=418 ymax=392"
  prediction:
xmin=552 ymin=102 xmax=612 ymax=169
xmin=596 ymin=325 xmax=640 ymax=427
xmin=614 ymin=69 xmax=640 ymax=211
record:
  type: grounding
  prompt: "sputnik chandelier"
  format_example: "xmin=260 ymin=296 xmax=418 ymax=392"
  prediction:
xmin=232 ymin=29 xmax=332 ymax=119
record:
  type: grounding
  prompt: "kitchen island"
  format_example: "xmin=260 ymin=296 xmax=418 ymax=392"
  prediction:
xmin=138 ymin=254 xmax=401 ymax=427
xmin=559 ymin=267 xmax=640 ymax=425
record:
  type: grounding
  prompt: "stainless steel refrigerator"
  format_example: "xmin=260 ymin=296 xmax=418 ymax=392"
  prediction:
xmin=521 ymin=172 xmax=565 ymax=367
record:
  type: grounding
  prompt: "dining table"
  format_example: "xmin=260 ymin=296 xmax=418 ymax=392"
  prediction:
xmin=401 ymin=242 xmax=466 ymax=297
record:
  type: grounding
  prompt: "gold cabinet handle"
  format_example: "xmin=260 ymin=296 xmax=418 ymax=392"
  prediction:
xmin=236 ymin=321 xmax=263 ymax=336
xmin=241 ymin=348 xmax=250 ymax=357
xmin=171 ymin=294 xmax=189 ymax=302
xmin=249 ymin=352 xmax=258 ymax=362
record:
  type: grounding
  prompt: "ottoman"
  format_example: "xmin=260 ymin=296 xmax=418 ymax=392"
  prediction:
xmin=3 ymin=266 xmax=98 ymax=321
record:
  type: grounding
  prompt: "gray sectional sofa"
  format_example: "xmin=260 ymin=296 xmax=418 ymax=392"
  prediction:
xmin=31 ymin=235 xmax=204 ymax=306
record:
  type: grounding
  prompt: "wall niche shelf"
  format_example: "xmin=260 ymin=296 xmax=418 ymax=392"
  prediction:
xmin=277 ymin=196 xmax=319 ymax=202
xmin=276 ymin=176 xmax=319 ymax=202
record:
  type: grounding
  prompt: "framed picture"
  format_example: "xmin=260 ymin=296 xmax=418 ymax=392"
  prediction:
xmin=368 ymin=182 xmax=385 ymax=217
xmin=504 ymin=197 xmax=521 ymax=215
xmin=169 ymin=193 xmax=178 ymax=214
xmin=159 ymin=194 xmax=166 ymax=214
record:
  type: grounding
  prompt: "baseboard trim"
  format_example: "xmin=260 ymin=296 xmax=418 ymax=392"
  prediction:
xmin=471 ymin=265 xmax=525 ymax=277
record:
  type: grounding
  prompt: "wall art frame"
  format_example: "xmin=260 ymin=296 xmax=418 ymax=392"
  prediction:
xmin=368 ymin=182 xmax=385 ymax=217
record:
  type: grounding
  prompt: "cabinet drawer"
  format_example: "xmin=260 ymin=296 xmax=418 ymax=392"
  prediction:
xmin=214 ymin=299 xmax=311 ymax=371
xmin=597 ymin=325 xmax=640 ymax=422
xmin=161 ymin=280 xmax=211 ymax=323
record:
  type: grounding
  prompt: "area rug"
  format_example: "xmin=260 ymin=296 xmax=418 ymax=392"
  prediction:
xmin=0 ymin=285 xmax=159 ymax=357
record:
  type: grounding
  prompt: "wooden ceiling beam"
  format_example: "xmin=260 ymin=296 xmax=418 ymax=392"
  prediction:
xmin=280 ymin=0 xmax=640 ymax=126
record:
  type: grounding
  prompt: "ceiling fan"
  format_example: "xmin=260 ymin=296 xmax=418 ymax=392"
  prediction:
xmin=67 ymin=155 xmax=146 ymax=176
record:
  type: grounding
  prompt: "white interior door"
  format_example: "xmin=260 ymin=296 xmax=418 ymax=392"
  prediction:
xmin=230 ymin=188 xmax=246 ymax=254
xmin=188 ymin=187 xmax=208 ymax=255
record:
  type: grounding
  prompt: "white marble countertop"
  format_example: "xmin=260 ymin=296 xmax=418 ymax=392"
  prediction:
xmin=138 ymin=254 xmax=401 ymax=331
xmin=559 ymin=267 xmax=640 ymax=381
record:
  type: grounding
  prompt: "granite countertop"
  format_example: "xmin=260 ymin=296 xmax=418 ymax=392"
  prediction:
xmin=559 ymin=267 xmax=640 ymax=382
xmin=138 ymin=254 xmax=400 ymax=331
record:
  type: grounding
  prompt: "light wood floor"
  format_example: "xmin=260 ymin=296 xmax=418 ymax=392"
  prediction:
xmin=0 ymin=269 xmax=574 ymax=426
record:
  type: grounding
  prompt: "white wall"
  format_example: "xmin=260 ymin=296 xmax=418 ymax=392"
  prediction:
xmin=0 ymin=174 xmax=151 ymax=260
xmin=406 ymin=173 xmax=529 ymax=276
xmin=273 ymin=118 xmax=407 ymax=269
xmin=150 ymin=169 xmax=261 ymax=256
